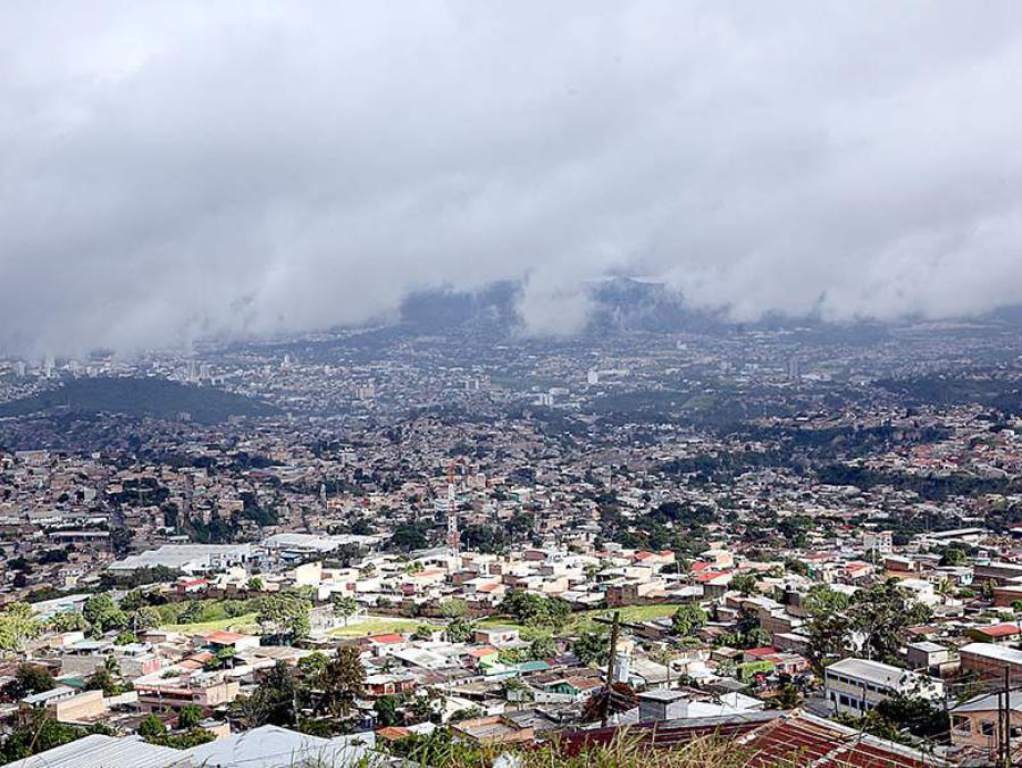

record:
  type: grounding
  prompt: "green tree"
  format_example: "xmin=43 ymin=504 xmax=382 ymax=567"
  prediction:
xmin=671 ymin=603 xmax=708 ymax=636
xmin=573 ymin=630 xmax=609 ymax=667
xmin=178 ymin=704 xmax=204 ymax=730
xmin=730 ymin=573 xmax=759 ymax=596
xmin=0 ymin=712 xmax=110 ymax=762
xmin=47 ymin=611 xmax=89 ymax=633
xmin=320 ymin=646 xmax=365 ymax=718
xmin=848 ymin=580 xmax=931 ymax=664
xmin=445 ymin=617 xmax=475 ymax=643
xmin=439 ymin=598 xmax=468 ymax=619
xmin=0 ymin=602 xmax=42 ymax=652
xmin=529 ymin=634 xmax=557 ymax=660
xmin=83 ymin=594 xmax=127 ymax=633
xmin=239 ymin=660 xmax=298 ymax=727
xmin=256 ymin=593 xmax=311 ymax=642
xmin=247 ymin=576 xmax=265 ymax=591
xmin=132 ymin=606 xmax=162 ymax=632
xmin=331 ymin=595 xmax=358 ymax=626
xmin=802 ymin=584 xmax=850 ymax=617
xmin=500 ymin=591 xmax=570 ymax=629
xmin=13 ymin=663 xmax=55 ymax=697
xmin=138 ymin=714 xmax=167 ymax=741
xmin=374 ymin=695 xmax=401 ymax=727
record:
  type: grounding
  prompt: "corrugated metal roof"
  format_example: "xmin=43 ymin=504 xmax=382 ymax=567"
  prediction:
xmin=6 ymin=734 xmax=186 ymax=768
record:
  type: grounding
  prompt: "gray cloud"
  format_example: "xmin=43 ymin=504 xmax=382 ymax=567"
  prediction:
xmin=3 ymin=1 xmax=1022 ymax=355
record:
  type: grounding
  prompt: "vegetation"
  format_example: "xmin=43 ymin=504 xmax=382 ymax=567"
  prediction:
xmin=0 ymin=602 xmax=42 ymax=652
xmin=0 ymin=376 xmax=278 ymax=424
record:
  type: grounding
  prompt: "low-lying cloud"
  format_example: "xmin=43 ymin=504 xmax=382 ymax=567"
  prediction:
xmin=3 ymin=2 xmax=1022 ymax=355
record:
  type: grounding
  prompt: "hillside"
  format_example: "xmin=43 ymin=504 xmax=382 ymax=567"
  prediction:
xmin=0 ymin=376 xmax=279 ymax=424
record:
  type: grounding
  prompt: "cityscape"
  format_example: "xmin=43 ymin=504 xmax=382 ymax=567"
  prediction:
xmin=5 ymin=4 xmax=1022 ymax=768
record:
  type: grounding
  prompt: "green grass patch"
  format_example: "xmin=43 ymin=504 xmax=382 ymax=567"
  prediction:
xmin=328 ymin=616 xmax=423 ymax=637
xmin=567 ymin=604 xmax=682 ymax=633
xmin=162 ymin=613 xmax=259 ymax=634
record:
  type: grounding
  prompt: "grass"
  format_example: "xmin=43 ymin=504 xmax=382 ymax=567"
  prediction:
xmin=475 ymin=603 xmax=683 ymax=637
xmin=328 ymin=616 xmax=423 ymax=637
xmin=161 ymin=613 xmax=259 ymax=634
xmin=390 ymin=729 xmax=749 ymax=768
xmin=567 ymin=604 xmax=683 ymax=633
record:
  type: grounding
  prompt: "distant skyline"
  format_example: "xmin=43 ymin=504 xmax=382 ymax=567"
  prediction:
xmin=4 ymin=2 xmax=1022 ymax=355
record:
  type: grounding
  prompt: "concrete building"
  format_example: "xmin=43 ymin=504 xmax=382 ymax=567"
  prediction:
xmin=824 ymin=658 xmax=943 ymax=716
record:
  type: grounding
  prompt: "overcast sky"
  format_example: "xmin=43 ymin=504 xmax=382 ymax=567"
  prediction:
xmin=4 ymin=2 xmax=1022 ymax=355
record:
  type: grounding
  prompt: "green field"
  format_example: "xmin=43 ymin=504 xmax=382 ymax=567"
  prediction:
xmin=477 ymin=604 xmax=683 ymax=636
xmin=328 ymin=616 xmax=424 ymax=637
xmin=567 ymin=604 xmax=683 ymax=633
xmin=161 ymin=613 xmax=260 ymax=634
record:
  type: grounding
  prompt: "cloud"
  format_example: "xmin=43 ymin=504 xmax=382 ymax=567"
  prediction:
xmin=3 ymin=1 xmax=1022 ymax=355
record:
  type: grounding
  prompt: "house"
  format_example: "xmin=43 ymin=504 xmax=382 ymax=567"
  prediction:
xmin=543 ymin=676 xmax=603 ymax=702
xmin=474 ymin=626 xmax=520 ymax=647
xmin=905 ymin=641 xmax=953 ymax=673
xmin=451 ymin=715 xmax=535 ymax=746
xmin=824 ymin=658 xmax=943 ymax=716
xmin=950 ymin=690 xmax=1022 ymax=757
xmin=960 ymin=643 xmax=1022 ymax=678
xmin=967 ymin=623 xmax=1022 ymax=645
xmin=134 ymin=671 xmax=240 ymax=714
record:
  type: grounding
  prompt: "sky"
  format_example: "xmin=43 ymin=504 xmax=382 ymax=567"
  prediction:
xmin=3 ymin=2 xmax=1022 ymax=355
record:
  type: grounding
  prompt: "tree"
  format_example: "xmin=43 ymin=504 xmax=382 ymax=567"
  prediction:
xmin=374 ymin=695 xmax=401 ymax=727
xmin=132 ymin=606 xmax=161 ymax=632
xmin=47 ymin=611 xmax=89 ymax=633
xmin=331 ymin=595 xmax=358 ymax=626
xmin=83 ymin=594 xmax=127 ymax=633
xmin=178 ymin=704 xmax=204 ymax=730
xmin=239 ymin=661 xmax=298 ymax=727
xmin=114 ymin=630 xmax=136 ymax=645
xmin=0 ymin=602 xmax=42 ymax=652
xmin=256 ymin=593 xmax=311 ymax=642
xmin=500 ymin=591 xmax=570 ymax=629
xmin=0 ymin=712 xmax=110 ymax=763
xmin=445 ymin=617 xmax=474 ymax=643
xmin=802 ymin=584 xmax=850 ymax=617
xmin=138 ymin=714 xmax=167 ymax=741
xmin=86 ymin=666 xmax=120 ymax=696
xmin=247 ymin=576 xmax=264 ymax=592
xmin=13 ymin=663 xmax=55 ymax=697
xmin=671 ymin=603 xmax=708 ymax=636
xmin=730 ymin=573 xmax=759 ymax=596
xmin=439 ymin=598 xmax=467 ymax=619
xmin=847 ymin=580 xmax=931 ymax=664
xmin=573 ymin=630 xmax=609 ymax=667
xmin=529 ymin=634 xmax=557 ymax=660
xmin=320 ymin=646 xmax=365 ymax=719
xmin=298 ymin=651 xmax=330 ymax=681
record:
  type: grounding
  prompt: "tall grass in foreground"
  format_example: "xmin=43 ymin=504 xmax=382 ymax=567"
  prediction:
xmin=382 ymin=731 xmax=753 ymax=768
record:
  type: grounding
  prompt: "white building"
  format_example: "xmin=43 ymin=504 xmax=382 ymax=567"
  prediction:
xmin=824 ymin=658 xmax=944 ymax=716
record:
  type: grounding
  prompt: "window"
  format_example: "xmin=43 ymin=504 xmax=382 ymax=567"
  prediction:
xmin=981 ymin=721 xmax=995 ymax=736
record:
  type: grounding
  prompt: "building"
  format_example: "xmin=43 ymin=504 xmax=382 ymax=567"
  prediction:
xmin=824 ymin=658 xmax=943 ymax=716
xmin=863 ymin=531 xmax=893 ymax=556
xmin=950 ymin=690 xmax=1022 ymax=758
xmin=134 ymin=671 xmax=240 ymax=714
xmin=960 ymin=643 xmax=1022 ymax=678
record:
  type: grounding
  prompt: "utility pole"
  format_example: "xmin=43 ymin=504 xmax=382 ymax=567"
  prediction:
xmin=1004 ymin=667 xmax=1012 ymax=768
xmin=601 ymin=610 xmax=620 ymax=729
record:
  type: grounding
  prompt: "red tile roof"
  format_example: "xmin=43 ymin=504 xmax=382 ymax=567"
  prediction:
xmin=369 ymin=633 xmax=406 ymax=644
